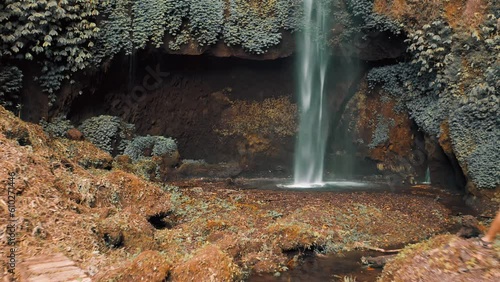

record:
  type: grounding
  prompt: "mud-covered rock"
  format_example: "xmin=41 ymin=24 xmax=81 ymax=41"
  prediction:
xmin=66 ymin=128 xmax=83 ymax=141
xmin=456 ymin=215 xmax=483 ymax=239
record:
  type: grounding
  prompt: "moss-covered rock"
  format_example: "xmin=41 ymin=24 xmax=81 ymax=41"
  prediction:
xmin=381 ymin=235 xmax=500 ymax=281
xmin=171 ymin=245 xmax=241 ymax=282
xmin=95 ymin=251 xmax=171 ymax=282
xmin=118 ymin=135 xmax=180 ymax=181
xmin=215 ymin=96 xmax=297 ymax=173
xmin=339 ymin=81 xmax=421 ymax=182
xmin=97 ymin=212 xmax=156 ymax=252
xmin=365 ymin=1 xmax=499 ymax=201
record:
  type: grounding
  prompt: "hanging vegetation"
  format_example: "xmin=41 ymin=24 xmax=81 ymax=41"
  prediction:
xmin=0 ymin=0 xmax=100 ymax=105
xmin=0 ymin=0 xmax=306 ymax=106
xmin=367 ymin=1 xmax=499 ymax=189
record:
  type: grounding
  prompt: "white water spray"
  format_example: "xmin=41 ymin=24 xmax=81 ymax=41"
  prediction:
xmin=423 ymin=167 xmax=431 ymax=184
xmin=293 ymin=0 xmax=331 ymax=186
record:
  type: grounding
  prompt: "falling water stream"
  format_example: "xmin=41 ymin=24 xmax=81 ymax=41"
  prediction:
xmin=423 ymin=167 xmax=431 ymax=184
xmin=293 ymin=0 xmax=332 ymax=187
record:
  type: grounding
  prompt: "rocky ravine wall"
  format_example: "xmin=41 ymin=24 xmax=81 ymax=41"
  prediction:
xmin=368 ymin=0 xmax=500 ymax=213
xmin=1 ymin=0 xmax=497 ymax=211
xmin=68 ymin=55 xmax=298 ymax=175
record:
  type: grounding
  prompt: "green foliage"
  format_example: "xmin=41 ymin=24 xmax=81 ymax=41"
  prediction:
xmin=96 ymin=0 xmax=177 ymax=58
xmin=95 ymin=1 xmax=133 ymax=60
xmin=406 ymin=20 xmax=453 ymax=87
xmin=0 ymin=0 xmax=100 ymax=103
xmin=449 ymin=63 xmax=499 ymax=189
xmin=40 ymin=116 xmax=73 ymax=138
xmin=78 ymin=115 xmax=135 ymax=154
xmin=1 ymin=0 xmax=306 ymax=107
xmin=223 ymin=0 xmax=302 ymax=54
xmin=98 ymin=0 xmax=303 ymax=56
xmin=330 ymin=0 xmax=402 ymax=46
xmin=368 ymin=115 xmax=394 ymax=149
xmin=345 ymin=0 xmax=401 ymax=34
xmin=188 ymin=0 xmax=225 ymax=46
xmin=123 ymin=135 xmax=178 ymax=161
xmin=367 ymin=63 xmax=411 ymax=95
xmin=0 ymin=65 xmax=23 ymax=107
xmin=367 ymin=7 xmax=499 ymax=188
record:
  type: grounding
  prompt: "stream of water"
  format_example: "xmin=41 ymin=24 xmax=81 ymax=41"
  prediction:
xmin=293 ymin=0 xmax=332 ymax=187
xmin=423 ymin=167 xmax=431 ymax=184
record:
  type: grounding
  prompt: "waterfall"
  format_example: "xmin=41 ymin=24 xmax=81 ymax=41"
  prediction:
xmin=293 ymin=0 xmax=331 ymax=186
xmin=423 ymin=167 xmax=431 ymax=184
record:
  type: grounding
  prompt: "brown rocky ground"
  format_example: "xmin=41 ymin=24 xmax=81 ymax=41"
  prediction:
xmin=0 ymin=105 xmax=497 ymax=281
xmin=380 ymin=235 xmax=500 ymax=281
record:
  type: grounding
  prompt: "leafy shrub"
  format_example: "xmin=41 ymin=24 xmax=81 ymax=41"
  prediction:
xmin=330 ymin=0 xmax=402 ymax=46
xmin=78 ymin=115 xmax=135 ymax=154
xmin=449 ymin=65 xmax=499 ymax=189
xmin=367 ymin=63 xmax=413 ymax=96
xmin=98 ymin=0 xmax=303 ymax=56
xmin=0 ymin=0 xmax=308 ymax=108
xmin=40 ymin=116 xmax=73 ymax=138
xmin=224 ymin=0 xmax=285 ymax=54
xmin=188 ymin=0 xmax=224 ymax=46
xmin=124 ymin=135 xmax=177 ymax=161
xmin=406 ymin=20 xmax=452 ymax=79
xmin=0 ymin=65 xmax=23 ymax=108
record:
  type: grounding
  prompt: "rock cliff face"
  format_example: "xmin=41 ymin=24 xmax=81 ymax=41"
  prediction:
xmin=161 ymin=31 xmax=296 ymax=60
xmin=366 ymin=0 xmax=499 ymax=213
xmin=1 ymin=0 xmax=497 ymax=211
xmin=67 ymin=55 xmax=298 ymax=174
xmin=336 ymin=79 xmax=467 ymax=190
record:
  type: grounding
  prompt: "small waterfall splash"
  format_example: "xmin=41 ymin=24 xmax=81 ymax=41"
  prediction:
xmin=423 ymin=167 xmax=431 ymax=184
xmin=293 ymin=0 xmax=332 ymax=186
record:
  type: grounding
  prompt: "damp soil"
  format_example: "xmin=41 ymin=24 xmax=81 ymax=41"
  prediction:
xmin=220 ymin=177 xmax=475 ymax=282
xmin=234 ymin=177 xmax=476 ymax=216
xmin=249 ymin=250 xmax=383 ymax=282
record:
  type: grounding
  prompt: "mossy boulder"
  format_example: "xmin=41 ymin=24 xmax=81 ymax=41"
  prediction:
xmin=171 ymin=245 xmax=241 ymax=282
xmin=97 ymin=212 xmax=156 ymax=252
xmin=381 ymin=235 xmax=500 ymax=281
xmin=117 ymin=135 xmax=180 ymax=181
xmin=95 ymin=251 xmax=171 ymax=282
xmin=338 ymin=82 xmax=422 ymax=183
